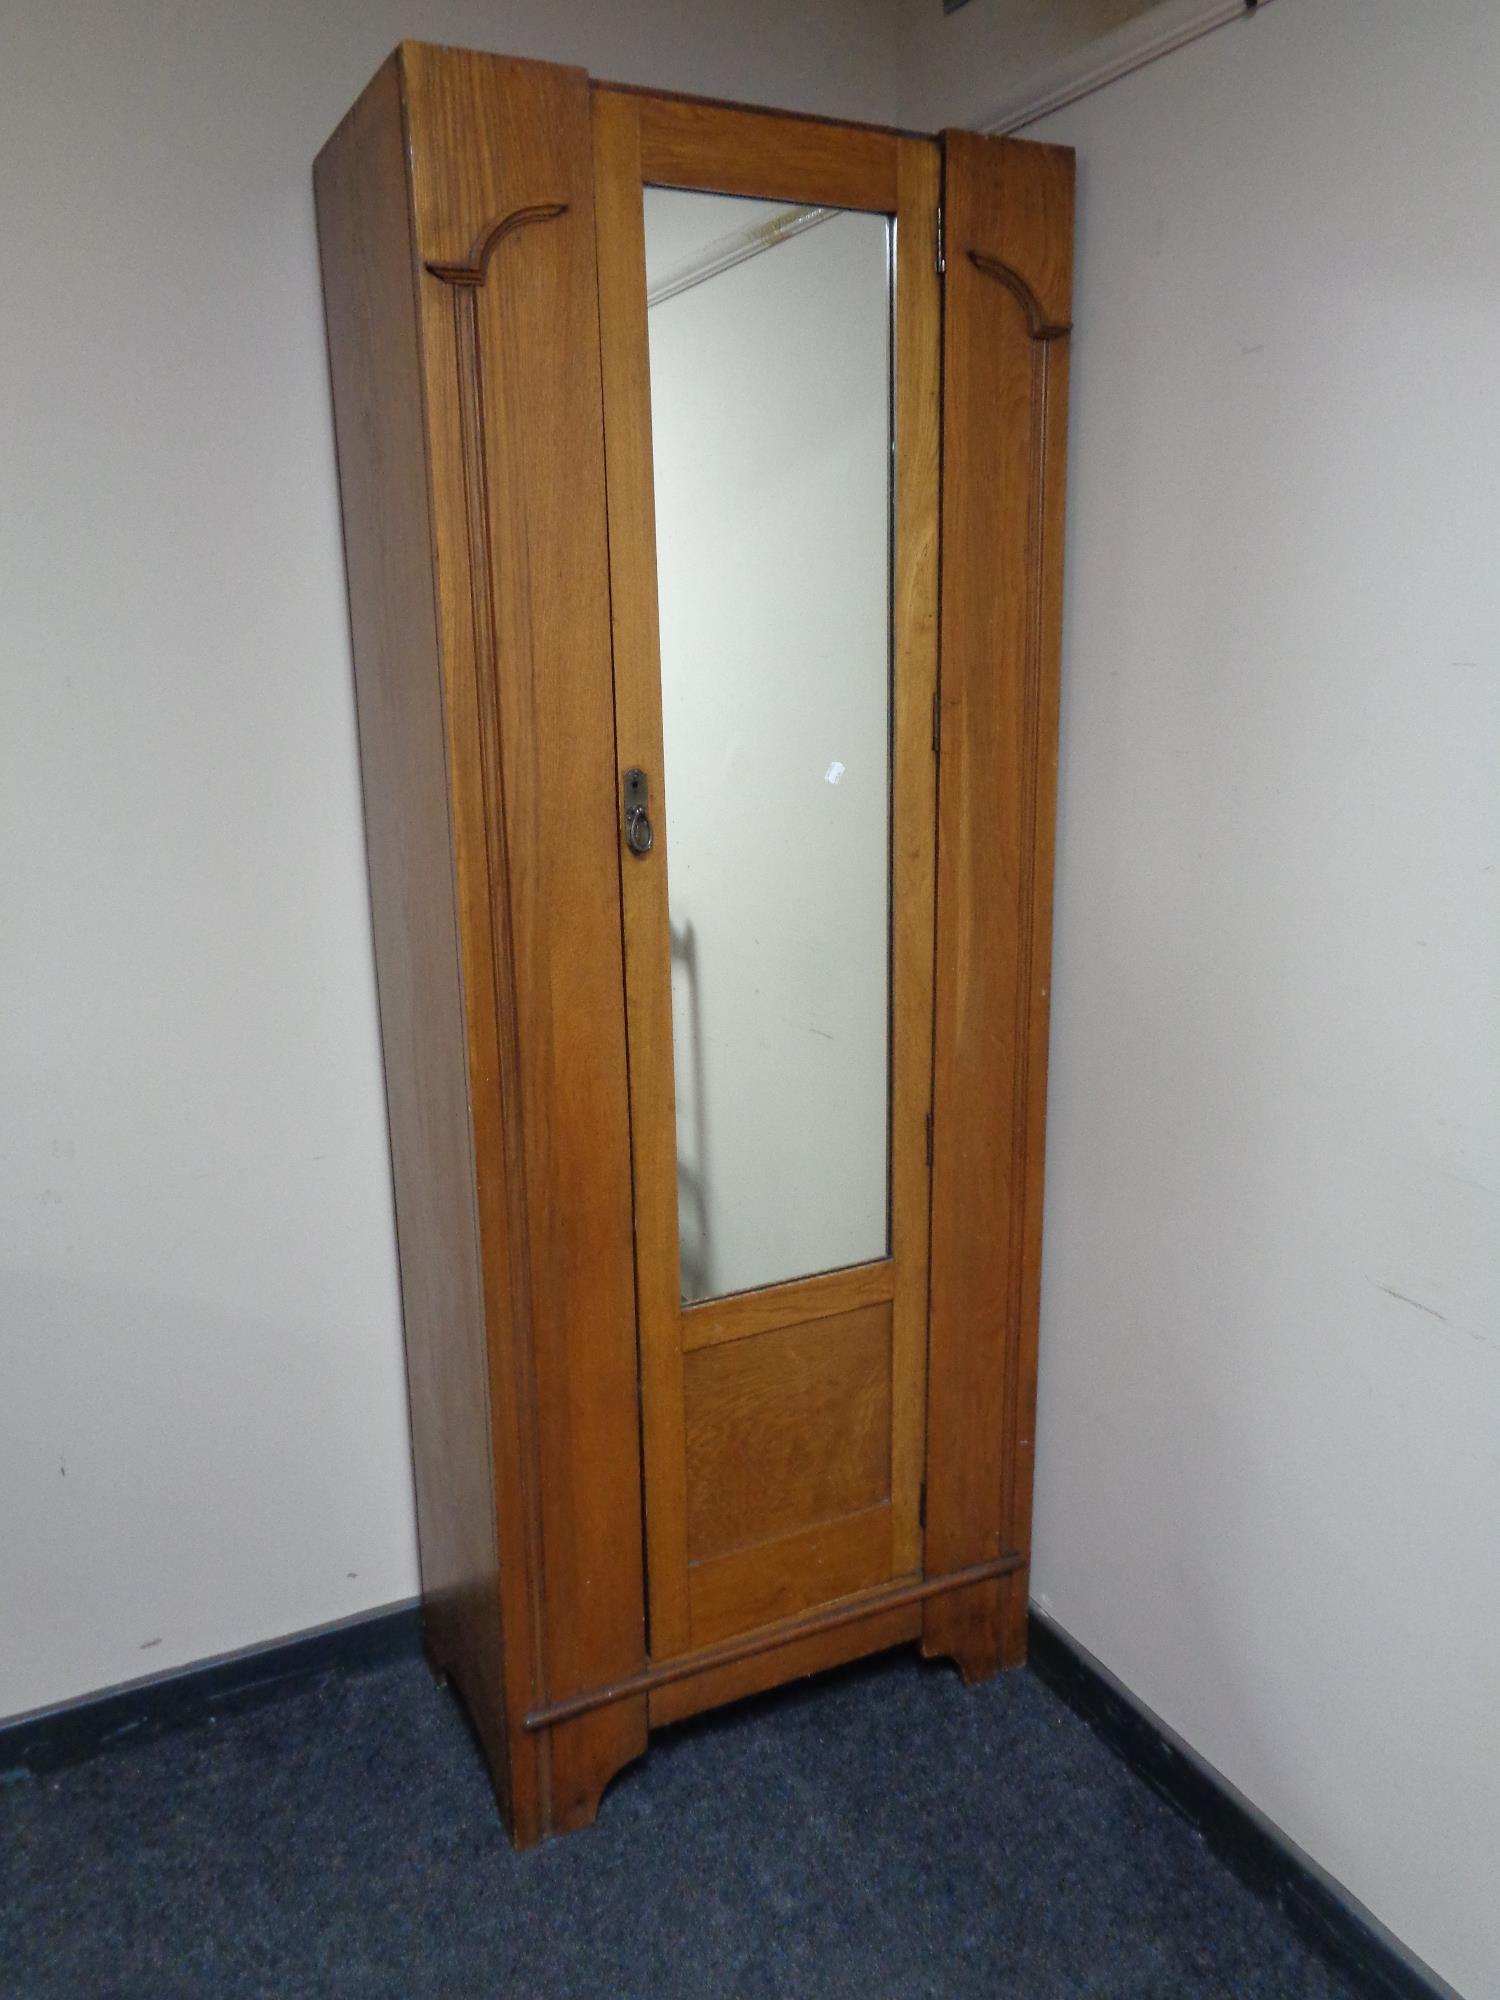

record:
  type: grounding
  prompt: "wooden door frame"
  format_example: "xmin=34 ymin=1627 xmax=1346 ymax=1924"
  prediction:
xmin=591 ymin=84 xmax=942 ymax=1665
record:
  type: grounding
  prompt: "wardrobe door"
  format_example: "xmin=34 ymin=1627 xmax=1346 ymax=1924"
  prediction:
xmin=593 ymin=92 xmax=942 ymax=1669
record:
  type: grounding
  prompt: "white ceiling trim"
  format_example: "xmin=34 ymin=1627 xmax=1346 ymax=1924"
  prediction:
xmin=642 ymin=3 xmax=1278 ymax=302
xmin=979 ymin=0 xmax=1275 ymax=136
xmin=647 ymin=205 xmax=837 ymax=309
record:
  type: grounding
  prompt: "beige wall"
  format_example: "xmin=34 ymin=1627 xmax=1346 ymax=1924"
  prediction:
xmin=0 ymin=0 xmax=898 ymax=1724
xmin=904 ymin=2 xmax=1499 ymax=1992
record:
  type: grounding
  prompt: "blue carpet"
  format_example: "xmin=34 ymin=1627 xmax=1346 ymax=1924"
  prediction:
xmin=1 ymin=1649 xmax=1358 ymax=1997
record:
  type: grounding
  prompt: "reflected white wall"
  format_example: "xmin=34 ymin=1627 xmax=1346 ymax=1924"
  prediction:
xmin=644 ymin=196 xmax=892 ymax=1302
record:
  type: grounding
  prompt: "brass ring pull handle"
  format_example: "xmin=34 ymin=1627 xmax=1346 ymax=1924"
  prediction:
xmin=623 ymin=767 xmax=654 ymax=856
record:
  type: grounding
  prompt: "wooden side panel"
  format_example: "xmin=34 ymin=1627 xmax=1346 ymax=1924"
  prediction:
xmin=924 ymin=130 xmax=1074 ymax=1682
xmin=399 ymin=42 xmax=647 ymax=1842
xmin=314 ymin=59 xmax=514 ymax=1816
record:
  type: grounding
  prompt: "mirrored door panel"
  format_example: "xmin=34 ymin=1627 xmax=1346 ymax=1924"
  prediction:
xmin=643 ymin=189 xmax=894 ymax=1305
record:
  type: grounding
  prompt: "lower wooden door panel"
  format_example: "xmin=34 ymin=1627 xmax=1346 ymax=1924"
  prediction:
xmin=683 ymin=1293 xmax=898 ymax=1647
xmin=690 ymin=1507 xmax=896 ymax=1651
xmin=649 ymin=1599 xmax=924 ymax=1728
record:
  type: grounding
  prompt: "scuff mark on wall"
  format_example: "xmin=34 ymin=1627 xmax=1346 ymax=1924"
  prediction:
xmin=1371 ymin=1280 xmax=1447 ymax=1324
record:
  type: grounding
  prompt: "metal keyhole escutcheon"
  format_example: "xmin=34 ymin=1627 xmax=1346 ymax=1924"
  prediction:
xmin=623 ymin=767 xmax=654 ymax=856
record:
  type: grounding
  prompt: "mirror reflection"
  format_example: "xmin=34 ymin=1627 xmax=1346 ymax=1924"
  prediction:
xmin=643 ymin=189 xmax=894 ymax=1305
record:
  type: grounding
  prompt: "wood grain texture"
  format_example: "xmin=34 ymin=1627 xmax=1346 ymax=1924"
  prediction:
xmin=889 ymin=138 xmax=944 ymax=1579
xmin=615 ymin=87 xmax=900 ymax=211
xmin=314 ymin=54 xmax=513 ymax=1816
xmin=649 ymin=1601 xmax=921 ymax=1727
xmin=590 ymin=87 xmax=693 ymax=1664
xmin=923 ymin=129 xmax=1074 ymax=1683
xmin=683 ymin=1304 xmax=892 ymax=1562
xmin=523 ymin=1554 xmax=1020 ymax=1730
xmin=401 ymin=40 xmax=648 ymax=1842
xmin=681 ymin=1259 xmax=894 ymax=1353
xmin=689 ymin=1504 xmax=894 ymax=1649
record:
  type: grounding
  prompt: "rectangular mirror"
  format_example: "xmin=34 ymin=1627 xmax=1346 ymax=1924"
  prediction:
xmin=643 ymin=189 xmax=895 ymax=1305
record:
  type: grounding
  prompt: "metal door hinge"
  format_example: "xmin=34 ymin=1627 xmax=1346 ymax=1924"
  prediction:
xmin=935 ymin=204 xmax=946 ymax=277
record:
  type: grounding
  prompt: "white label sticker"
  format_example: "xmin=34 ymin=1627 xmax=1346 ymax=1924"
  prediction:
xmin=824 ymin=760 xmax=846 ymax=786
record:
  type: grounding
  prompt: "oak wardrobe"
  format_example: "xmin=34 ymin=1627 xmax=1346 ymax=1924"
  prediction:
xmin=315 ymin=41 xmax=1073 ymax=1848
